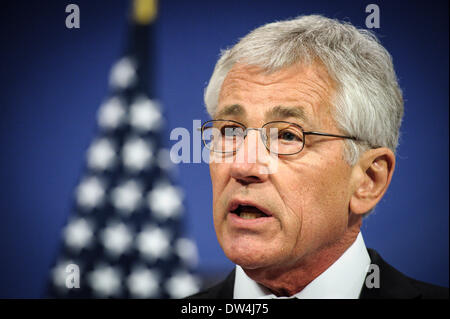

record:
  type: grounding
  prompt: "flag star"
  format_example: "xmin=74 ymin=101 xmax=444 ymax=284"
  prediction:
xmin=165 ymin=271 xmax=200 ymax=299
xmin=64 ymin=218 xmax=94 ymax=251
xmin=175 ymin=238 xmax=199 ymax=268
xmin=87 ymin=138 xmax=116 ymax=170
xmin=98 ymin=97 xmax=127 ymax=130
xmin=88 ymin=264 xmax=122 ymax=297
xmin=122 ymin=137 xmax=153 ymax=171
xmin=129 ymin=97 xmax=162 ymax=132
xmin=127 ymin=267 xmax=160 ymax=298
xmin=111 ymin=180 xmax=143 ymax=214
xmin=109 ymin=57 xmax=137 ymax=89
xmin=136 ymin=225 xmax=171 ymax=261
xmin=76 ymin=176 xmax=105 ymax=209
xmin=51 ymin=259 xmax=78 ymax=290
xmin=100 ymin=221 xmax=133 ymax=257
xmin=147 ymin=182 xmax=183 ymax=220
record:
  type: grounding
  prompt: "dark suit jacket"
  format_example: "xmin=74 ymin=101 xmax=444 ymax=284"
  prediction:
xmin=188 ymin=249 xmax=448 ymax=299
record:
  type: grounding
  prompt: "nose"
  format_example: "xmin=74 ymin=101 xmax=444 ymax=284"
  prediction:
xmin=229 ymin=129 xmax=273 ymax=184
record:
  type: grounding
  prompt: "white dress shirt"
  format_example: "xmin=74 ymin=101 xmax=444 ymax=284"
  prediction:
xmin=233 ymin=232 xmax=371 ymax=299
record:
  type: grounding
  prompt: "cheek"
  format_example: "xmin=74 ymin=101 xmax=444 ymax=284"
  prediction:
xmin=313 ymin=173 xmax=351 ymax=239
xmin=210 ymin=163 xmax=231 ymax=228
xmin=315 ymin=162 xmax=352 ymax=212
xmin=289 ymin=147 xmax=351 ymax=209
xmin=278 ymin=158 xmax=351 ymax=251
xmin=268 ymin=173 xmax=305 ymax=249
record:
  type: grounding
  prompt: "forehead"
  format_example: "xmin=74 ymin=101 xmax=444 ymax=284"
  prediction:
xmin=217 ymin=62 xmax=336 ymax=127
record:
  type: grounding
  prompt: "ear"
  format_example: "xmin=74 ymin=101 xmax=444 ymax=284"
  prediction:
xmin=349 ymin=148 xmax=396 ymax=215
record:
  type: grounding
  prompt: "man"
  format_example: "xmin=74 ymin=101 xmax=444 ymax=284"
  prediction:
xmin=189 ymin=15 xmax=448 ymax=299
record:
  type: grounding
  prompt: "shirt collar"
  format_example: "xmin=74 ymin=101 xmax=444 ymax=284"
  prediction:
xmin=233 ymin=232 xmax=370 ymax=299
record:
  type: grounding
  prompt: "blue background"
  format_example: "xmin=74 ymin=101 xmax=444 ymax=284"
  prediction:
xmin=0 ymin=0 xmax=448 ymax=298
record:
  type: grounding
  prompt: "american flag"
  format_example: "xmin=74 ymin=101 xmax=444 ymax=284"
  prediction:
xmin=47 ymin=0 xmax=201 ymax=299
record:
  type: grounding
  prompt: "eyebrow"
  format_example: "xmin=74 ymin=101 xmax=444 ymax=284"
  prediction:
xmin=214 ymin=104 xmax=311 ymax=127
xmin=266 ymin=105 xmax=310 ymax=126
xmin=214 ymin=104 xmax=247 ymax=119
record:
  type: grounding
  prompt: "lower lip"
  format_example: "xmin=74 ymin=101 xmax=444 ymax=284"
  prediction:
xmin=227 ymin=212 xmax=275 ymax=228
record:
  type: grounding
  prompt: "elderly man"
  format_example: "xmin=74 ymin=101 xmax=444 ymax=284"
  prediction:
xmin=189 ymin=15 xmax=448 ymax=299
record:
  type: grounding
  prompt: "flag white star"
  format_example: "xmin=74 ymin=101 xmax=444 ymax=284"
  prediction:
xmin=100 ymin=221 xmax=133 ymax=257
xmin=122 ymin=137 xmax=153 ymax=172
xmin=109 ymin=57 xmax=137 ymax=89
xmin=51 ymin=259 xmax=78 ymax=290
xmin=98 ymin=97 xmax=127 ymax=130
xmin=129 ymin=96 xmax=162 ymax=132
xmin=147 ymin=182 xmax=183 ymax=220
xmin=76 ymin=176 xmax=105 ymax=209
xmin=127 ymin=266 xmax=160 ymax=298
xmin=175 ymin=238 xmax=199 ymax=268
xmin=136 ymin=225 xmax=171 ymax=261
xmin=165 ymin=271 xmax=200 ymax=299
xmin=88 ymin=264 xmax=122 ymax=298
xmin=87 ymin=138 xmax=116 ymax=171
xmin=64 ymin=218 xmax=94 ymax=251
xmin=110 ymin=180 xmax=143 ymax=214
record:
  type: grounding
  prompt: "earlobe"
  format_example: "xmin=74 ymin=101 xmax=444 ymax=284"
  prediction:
xmin=349 ymin=148 xmax=395 ymax=215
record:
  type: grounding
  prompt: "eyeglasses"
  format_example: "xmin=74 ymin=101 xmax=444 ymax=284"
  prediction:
xmin=201 ymin=119 xmax=360 ymax=155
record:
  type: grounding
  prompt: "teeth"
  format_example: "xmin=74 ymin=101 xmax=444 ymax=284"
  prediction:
xmin=240 ymin=212 xmax=264 ymax=219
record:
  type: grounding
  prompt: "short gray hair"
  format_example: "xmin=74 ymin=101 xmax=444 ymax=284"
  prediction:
xmin=204 ymin=15 xmax=404 ymax=165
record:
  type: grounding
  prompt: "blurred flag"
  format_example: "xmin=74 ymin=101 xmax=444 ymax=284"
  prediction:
xmin=47 ymin=0 xmax=200 ymax=298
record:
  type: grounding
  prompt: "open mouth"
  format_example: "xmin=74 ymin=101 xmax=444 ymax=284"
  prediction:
xmin=230 ymin=205 xmax=269 ymax=220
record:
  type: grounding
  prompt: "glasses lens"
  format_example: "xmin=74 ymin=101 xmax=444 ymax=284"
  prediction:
xmin=264 ymin=122 xmax=304 ymax=155
xmin=202 ymin=120 xmax=244 ymax=153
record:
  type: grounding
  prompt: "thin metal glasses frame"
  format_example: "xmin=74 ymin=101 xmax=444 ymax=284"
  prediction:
xmin=200 ymin=119 xmax=360 ymax=156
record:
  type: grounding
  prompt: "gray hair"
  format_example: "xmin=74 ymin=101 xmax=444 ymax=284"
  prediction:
xmin=204 ymin=15 xmax=404 ymax=165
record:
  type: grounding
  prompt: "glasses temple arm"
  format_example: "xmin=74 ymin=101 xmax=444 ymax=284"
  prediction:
xmin=303 ymin=131 xmax=360 ymax=141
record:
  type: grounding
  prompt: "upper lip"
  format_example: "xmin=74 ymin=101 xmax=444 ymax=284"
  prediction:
xmin=227 ymin=198 xmax=273 ymax=217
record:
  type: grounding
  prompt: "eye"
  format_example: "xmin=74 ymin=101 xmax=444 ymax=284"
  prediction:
xmin=220 ymin=125 xmax=243 ymax=137
xmin=279 ymin=129 xmax=302 ymax=142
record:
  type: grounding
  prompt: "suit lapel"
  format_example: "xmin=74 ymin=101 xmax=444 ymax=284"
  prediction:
xmin=214 ymin=269 xmax=236 ymax=298
xmin=188 ymin=269 xmax=235 ymax=299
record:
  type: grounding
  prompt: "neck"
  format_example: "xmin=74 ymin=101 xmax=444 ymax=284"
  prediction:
xmin=243 ymin=219 xmax=362 ymax=297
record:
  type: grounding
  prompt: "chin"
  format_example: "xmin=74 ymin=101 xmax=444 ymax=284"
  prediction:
xmin=221 ymin=238 xmax=278 ymax=270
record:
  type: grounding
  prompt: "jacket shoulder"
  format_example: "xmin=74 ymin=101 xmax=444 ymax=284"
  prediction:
xmin=361 ymin=249 xmax=448 ymax=299
xmin=406 ymin=277 xmax=449 ymax=299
